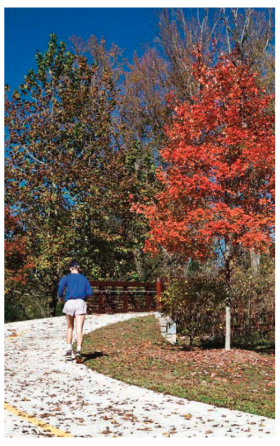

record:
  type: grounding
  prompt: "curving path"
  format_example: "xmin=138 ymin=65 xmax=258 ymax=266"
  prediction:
xmin=5 ymin=313 xmax=275 ymax=438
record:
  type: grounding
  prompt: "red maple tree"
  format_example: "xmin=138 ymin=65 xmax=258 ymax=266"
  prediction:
xmin=132 ymin=52 xmax=275 ymax=349
xmin=5 ymin=207 xmax=34 ymax=294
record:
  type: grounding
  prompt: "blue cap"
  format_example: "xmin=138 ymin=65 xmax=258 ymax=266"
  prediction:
xmin=69 ymin=261 xmax=80 ymax=268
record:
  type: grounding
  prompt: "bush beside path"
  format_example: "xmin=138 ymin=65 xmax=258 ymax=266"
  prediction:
xmin=5 ymin=313 xmax=275 ymax=438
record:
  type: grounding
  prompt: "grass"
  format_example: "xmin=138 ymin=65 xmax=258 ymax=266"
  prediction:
xmin=79 ymin=315 xmax=275 ymax=419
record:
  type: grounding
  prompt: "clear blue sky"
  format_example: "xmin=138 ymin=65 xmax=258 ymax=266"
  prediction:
xmin=5 ymin=8 xmax=159 ymax=92
xmin=5 ymin=7 xmax=273 ymax=93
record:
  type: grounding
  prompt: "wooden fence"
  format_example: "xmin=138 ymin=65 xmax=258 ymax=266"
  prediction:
xmin=87 ymin=278 xmax=164 ymax=314
xmin=86 ymin=278 xmax=274 ymax=342
xmin=230 ymin=302 xmax=275 ymax=340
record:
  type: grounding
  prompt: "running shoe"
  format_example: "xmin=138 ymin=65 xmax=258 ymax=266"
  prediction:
xmin=65 ymin=350 xmax=74 ymax=361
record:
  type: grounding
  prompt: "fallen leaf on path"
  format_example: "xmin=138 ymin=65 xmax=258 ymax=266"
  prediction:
xmin=101 ymin=428 xmax=111 ymax=434
xmin=185 ymin=414 xmax=193 ymax=419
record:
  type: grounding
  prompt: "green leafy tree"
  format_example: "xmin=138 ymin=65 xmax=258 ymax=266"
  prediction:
xmin=5 ymin=34 xmax=117 ymax=315
xmin=5 ymin=35 xmax=160 ymax=320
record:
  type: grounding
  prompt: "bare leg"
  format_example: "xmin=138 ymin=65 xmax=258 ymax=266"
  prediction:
xmin=75 ymin=314 xmax=85 ymax=350
xmin=66 ymin=314 xmax=75 ymax=346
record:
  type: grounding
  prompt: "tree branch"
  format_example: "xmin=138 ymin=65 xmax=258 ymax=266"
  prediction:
xmin=22 ymin=145 xmax=47 ymax=165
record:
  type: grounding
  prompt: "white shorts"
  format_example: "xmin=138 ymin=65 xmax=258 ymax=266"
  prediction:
xmin=63 ymin=299 xmax=87 ymax=317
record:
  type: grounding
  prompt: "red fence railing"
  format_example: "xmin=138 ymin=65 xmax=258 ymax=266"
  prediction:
xmin=87 ymin=278 xmax=163 ymax=314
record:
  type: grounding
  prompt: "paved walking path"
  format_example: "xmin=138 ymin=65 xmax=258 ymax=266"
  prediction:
xmin=5 ymin=313 xmax=275 ymax=438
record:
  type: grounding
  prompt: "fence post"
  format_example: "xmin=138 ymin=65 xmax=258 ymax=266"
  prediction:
xmin=156 ymin=278 xmax=162 ymax=312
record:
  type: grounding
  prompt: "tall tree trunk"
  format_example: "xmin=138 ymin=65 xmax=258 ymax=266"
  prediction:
xmin=133 ymin=248 xmax=144 ymax=280
xmin=225 ymin=240 xmax=231 ymax=350
xmin=250 ymin=248 xmax=260 ymax=274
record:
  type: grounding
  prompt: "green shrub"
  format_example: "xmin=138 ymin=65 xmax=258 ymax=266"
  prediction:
xmin=161 ymin=275 xmax=225 ymax=345
xmin=5 ymin=292 xmax=52 ymax=322
xmin=161 ymin=256 xmax=275 ymax=348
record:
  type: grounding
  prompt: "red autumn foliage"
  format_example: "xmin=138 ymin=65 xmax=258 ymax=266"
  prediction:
xmin=133 ymin=52 xmax=275 ymax=262
xmin=5 ymin=207 xmax=34 ymax=291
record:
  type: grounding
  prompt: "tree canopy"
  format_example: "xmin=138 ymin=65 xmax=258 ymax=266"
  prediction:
xmin=5 ymin=9 xmax=275 ymax=326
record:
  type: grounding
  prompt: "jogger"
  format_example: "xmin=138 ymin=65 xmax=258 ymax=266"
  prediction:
xmin=58 ymin=261 xmax=92 ymax=361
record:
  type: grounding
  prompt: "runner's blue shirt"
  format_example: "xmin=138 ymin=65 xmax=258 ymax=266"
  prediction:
xmin=58 ymin=273 xmax=92 ymax=301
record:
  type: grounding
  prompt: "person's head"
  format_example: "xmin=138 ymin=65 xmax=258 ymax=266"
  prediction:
xmin=69 ymin=261 xmax=80 ymax=274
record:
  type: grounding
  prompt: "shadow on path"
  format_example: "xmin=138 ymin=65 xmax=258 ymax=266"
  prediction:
xmin=81 ymin=351 xmax=108 ymax=363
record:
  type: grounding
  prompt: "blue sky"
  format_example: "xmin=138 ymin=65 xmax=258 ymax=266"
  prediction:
xmin=5 ymin=8 xmax=159 ymax=92
xmin=5 ymin=7 xmax=274 ymax=93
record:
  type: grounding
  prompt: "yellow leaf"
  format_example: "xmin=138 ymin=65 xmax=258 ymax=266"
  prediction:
xmin=185 ymin=413 xmax=193 ymax=419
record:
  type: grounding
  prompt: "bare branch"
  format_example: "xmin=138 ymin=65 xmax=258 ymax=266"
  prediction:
xmin=22 ymin=145 xmax=47 ymax=165
xmin=222 ymin=8 xmax=232 ymax=54
xmin=160 ymin=244 xmax=173 ymax=259
xmin=240 ymin=8 xmax=252 ymax=47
